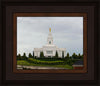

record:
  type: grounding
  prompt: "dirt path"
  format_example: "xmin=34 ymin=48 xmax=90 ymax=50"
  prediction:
xmin=17 ymin=65 xmax=67 ymax=69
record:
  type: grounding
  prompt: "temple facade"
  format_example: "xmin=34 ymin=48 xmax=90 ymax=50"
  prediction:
xmin=34 ymin=28 xmax=66 ymax=58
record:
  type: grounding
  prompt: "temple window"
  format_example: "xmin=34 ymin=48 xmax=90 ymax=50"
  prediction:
xmin=49 ymin=41 xmax=51 ymax=44
xmin=46 ymin=51 xmax=53 ymax=54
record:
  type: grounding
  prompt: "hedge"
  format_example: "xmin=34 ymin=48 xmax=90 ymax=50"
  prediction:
xmin=27 ymin=58 xmax=65 ymax=65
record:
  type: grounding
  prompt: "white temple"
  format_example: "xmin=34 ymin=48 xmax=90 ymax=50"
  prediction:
xmin=34 ymin=28 xmax=66 ymax=58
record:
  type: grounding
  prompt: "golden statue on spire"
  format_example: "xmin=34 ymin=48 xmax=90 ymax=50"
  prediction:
xmin=49 ymin=28 xmax=51 ymax=32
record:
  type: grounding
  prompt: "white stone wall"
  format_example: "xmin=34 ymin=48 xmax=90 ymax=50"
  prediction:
xmin=34 ymin=47 xmax=66 ymax=58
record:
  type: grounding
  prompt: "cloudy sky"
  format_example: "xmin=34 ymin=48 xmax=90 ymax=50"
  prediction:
xmin=17 ymin=17 xmax=83 ymax=56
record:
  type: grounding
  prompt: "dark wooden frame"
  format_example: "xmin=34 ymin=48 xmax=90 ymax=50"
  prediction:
xmin=1 ymin=0 xmax=99 ymax=86
xmin=13 ymin=13 xmax=87 ymax=73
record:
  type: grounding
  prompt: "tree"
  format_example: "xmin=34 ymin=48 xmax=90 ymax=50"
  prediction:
xmin=72 ymin=53 xmax=77 ymax=59
xmin=28 ymin=53 xmax=32 ymax=58
xmin=17 ymin=53 xmax=21 ymax=60
xmin=22 ymin=52 xmax=27 ymax=60
xmin=77 ymin=53 xmax=83 ymax=60
xmin=62 ymin=51 xmax=64 ymax=58
xmin=17 ymin=53 xmax=21 ymax=57
xmin=67 ymin=53 xmax=69 ymax=58
xmin=77 ymin=53 xmax=81 ymax=59
xmin=65 ymin=53 xmax=70 ymax=59
xmin=80 ymin=54 xmax=83 ymax=60
xmin=33 ymin=51 xmax=34 ymax=58
xmin=40 ymin=52 xmax=44 ymax=58
xmin=55 ymin=51 xmax=58 ymax=58
xmin=23 ymin=53 xmax=26 ymax=57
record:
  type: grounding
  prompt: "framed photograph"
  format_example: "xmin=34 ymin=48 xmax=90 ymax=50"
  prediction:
xmin=13 ymin=13 xmax=87 ymax=73
xmin=1 ymin=0 xmax=98 ymax=85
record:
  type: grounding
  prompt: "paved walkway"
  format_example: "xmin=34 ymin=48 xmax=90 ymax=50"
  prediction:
xmin=17 ymin=65 xmax=67 ymax=69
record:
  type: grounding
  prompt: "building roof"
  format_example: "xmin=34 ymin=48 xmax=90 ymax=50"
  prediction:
xmin=73 ymin=60 xmax=83 ymax=65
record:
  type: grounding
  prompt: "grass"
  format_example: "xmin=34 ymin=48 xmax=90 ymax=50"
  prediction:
xmin=17 ymin=60 xmax=73 ymax=69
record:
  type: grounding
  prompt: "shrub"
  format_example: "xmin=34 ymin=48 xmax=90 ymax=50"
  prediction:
xmin=27 ymin=58 xmax=64 ymax=65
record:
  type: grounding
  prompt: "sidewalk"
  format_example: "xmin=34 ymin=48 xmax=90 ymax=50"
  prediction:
xmin=17 ymin=65 xmax=67 ymax=69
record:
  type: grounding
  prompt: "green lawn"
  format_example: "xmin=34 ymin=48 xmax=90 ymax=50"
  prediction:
xmin=17 ymin=60 xmax=73 ymax=69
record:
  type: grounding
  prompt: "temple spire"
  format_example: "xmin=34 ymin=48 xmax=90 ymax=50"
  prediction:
xmin=48 ymin=28 xmax=53 ymax=45
xmin=49 ymin=28 xmax=51 ymax=32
